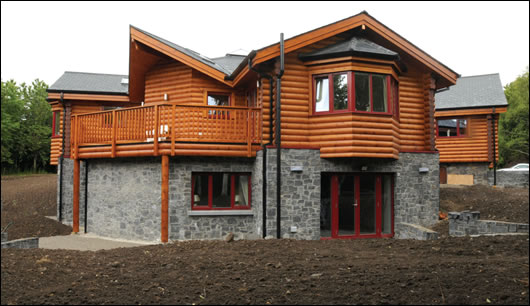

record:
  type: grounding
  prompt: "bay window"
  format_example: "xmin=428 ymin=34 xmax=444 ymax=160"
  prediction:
xmin=313 ymin=71 xmax=396 ymax=115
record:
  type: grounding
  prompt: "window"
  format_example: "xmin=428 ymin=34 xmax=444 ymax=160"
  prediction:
xmin=313 ymin=71 xmax=394 ymax=115
xmin=207 ymin=93 xmax=230 ymax=107
xmin=52 ymin=111 xmax=61 ymax=137
xmin=192 ymin=172 xmax=251 ymax=210
xmin=437 ymin=118 xmax=467 ymax=137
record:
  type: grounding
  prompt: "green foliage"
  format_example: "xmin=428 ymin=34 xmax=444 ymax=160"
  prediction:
xmin=1 ymin=79 xmax=52 ymax=174
xmin=499 ymin=67 xmax=529 ymax=166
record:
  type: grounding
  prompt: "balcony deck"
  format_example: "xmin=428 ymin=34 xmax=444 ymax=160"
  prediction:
xmin=70 ymin=104 xmax=262 ymax=159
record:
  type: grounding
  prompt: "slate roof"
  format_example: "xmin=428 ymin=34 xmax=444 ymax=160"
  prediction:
xmin=48 ymin=71 xmax=128 ymax=95
xmin=298 ymin=36 xmax=399 ymax=61
xmin=435 ymin=73 xmax=508 ymax=110
xmin=132 ymin=26 xmax=236 ymax=75
xmin=211 ymin=54 xmax=247 ymax=75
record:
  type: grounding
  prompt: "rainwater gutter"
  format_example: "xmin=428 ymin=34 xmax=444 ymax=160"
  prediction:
xmin=276 ymin=33 xmax=284 ymax=239
xmin=58 ymin=92 xmax=66 ymax=222
xmin=492 ymin=107 xmax=497 ymax=186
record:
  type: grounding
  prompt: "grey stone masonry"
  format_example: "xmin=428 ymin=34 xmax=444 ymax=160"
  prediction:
xmin=488 ymin=170 xmax=529 ymax=188
xmin=442 ymin=162 xmax=490 ymax=185
xmin=449 ymin=211 xmax=529 ymax=237
xmin=265 ymin=149 xmax=440 ymax=239
xmin=1 ymin=237 xmax=39 ymax=249
xmin=395 ymin=223 xmax=438 ymax=240
xmin=168 ymin=153 xmax=262 ymax=241
xmin=86 ymin=157 xmax=162 ymax=242
xmin=57 ymin=158 xmax=87 ymax=228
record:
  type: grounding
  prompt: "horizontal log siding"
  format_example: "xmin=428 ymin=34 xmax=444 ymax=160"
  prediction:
xmin=398 ymin=70 xmax=428 ymax=151
xmin=191 ymin=70 xmax=246 ymax=106
xmin=145 ymin=61 xmax=192 ymax=104
xmin=436 ymin=115 xmax=499 ymax=163
xmin=50 ymin=104 xmax=63 ymax=165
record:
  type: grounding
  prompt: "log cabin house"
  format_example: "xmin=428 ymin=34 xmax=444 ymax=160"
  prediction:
xmin=48 ymin=11 xmax=459 ymax=242
xmin=435 ymin=73 xmax=508 ymax=185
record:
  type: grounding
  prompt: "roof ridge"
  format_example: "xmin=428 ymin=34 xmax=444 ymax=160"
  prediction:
xmin=64 ymin=71 xmax=128 ymax=77
xmin=459 ymin=73 xmax=500 ymax=79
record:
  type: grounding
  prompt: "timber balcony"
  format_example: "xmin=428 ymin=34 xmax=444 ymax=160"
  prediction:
xmin=70 ymin=104 xmax=262 ymax=159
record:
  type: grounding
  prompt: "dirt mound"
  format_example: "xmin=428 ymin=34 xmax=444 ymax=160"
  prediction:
xmin=1 ymin=174 xmax=72 ymax=240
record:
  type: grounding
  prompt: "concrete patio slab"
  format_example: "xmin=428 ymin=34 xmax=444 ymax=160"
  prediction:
xmin=39 ymin=233 xmax=158 ymax=251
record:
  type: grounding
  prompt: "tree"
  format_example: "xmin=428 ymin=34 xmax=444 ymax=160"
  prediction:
xmin=499 ymin=67 xmax=529 ymax=166
xmin=1 ymin=79 xmax=51 ymax=173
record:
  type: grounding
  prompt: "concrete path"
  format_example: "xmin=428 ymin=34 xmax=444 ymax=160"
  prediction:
xmin=39 ymin=233 xmax=158 ymax=251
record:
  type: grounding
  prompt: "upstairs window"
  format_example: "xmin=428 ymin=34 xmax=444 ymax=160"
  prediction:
xmin=52 ymin=111 xmax=61 ymax=137
xmin=437 ymin=118 xmax=468 ymax=137
xmin=313 ymin=71 xmax=394 ymax=115
xmin=207 ymin=93 xmax=230 ymax=107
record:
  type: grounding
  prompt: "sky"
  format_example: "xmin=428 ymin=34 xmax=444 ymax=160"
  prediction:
xmin=1 ymin=1 xmax=529 ymax=88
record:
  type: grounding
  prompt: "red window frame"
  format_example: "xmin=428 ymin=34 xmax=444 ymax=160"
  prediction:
xmin=436 ymin=118 xmax=468 ymax=138
xmin=312 ymin=71 xmax=395 ymax=116
xmin=191 ymin=172 xmax=252 ymax=210
xmin=52 ymin=111 xmax=61 ymax=138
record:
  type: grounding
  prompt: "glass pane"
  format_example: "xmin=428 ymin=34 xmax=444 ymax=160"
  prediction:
xmin=234 ymin=175 xmax=249 ymax=207
xmin=459 ymin=119 xmax=467 ymax=136
xmin=208 ymin=94 xmax=229 ymax=106
xmin=338 ymin=175 xmax=356 ymax=236
xmin=315 ymin=77 xmax=329 ymax=112
xmin=360 ymin=175 xmax=376 ymax=235
xmin=212 ymin=173 xmax=231 ymax=208
xmin=193 ymin=175 xmax=209 ymax=207
xmin=372 ymin=75 xmax=388 ymax=112
xmin=382 ymin=176 xmax=392 ymax=235
xmin=438 ymin=119 xmax=457 ymax=137
xmin=355 ymin=73 xmax=370 ymax=111
xmin=54 ymin=112 xmax=61 ymax=135
xmin=320 ymin=174 xmax=332 ymax=238
xmin=333 ymin=74 xmax=348 ymax=110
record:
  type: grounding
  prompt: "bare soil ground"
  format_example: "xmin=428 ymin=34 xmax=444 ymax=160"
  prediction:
xmin=1 ymin=175 xmax=529 ymax=305
xmin=1 ymin=174 xmax=72 ymax=240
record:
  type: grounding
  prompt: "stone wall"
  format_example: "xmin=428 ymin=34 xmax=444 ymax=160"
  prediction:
xmin=1 ymin=237 xmax=39 ymax=249
xmin=449 ymin=211 xmax=529 ymax=236
xmin=488 ymin=170 xmax=529 ymax=188
xmin=57 ymin=150 xmax=439 ymax=242
xmin=442 ymin=162 xmax=490 ymax=185
xmin=394 ymin=223 xmax=438 ymax=240
xmin=57 ymin=158 xmax=87 ymax=228
xmin=87 ymin=158 xmax=162 ymax=241
xmin=167 ymin=153 xmax=263 ymax=241
xmin=265 ymin=149 xmax=440 ymax=240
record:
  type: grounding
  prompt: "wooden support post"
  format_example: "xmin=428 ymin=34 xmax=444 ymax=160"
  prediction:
xmin=247 ymin=110 xmax=252 ymax=157
xmin=112 ymin=110 xmax=117 ymax=158
xmin=73 ymin=158 xmax=80 ymax=233
xmin=154 ymin=105 xmax=159 ymax=156
xmin=161 ymin=155 xmax=169 ymax=243
xmin=171 ymin=104 xmax=176 ymax=156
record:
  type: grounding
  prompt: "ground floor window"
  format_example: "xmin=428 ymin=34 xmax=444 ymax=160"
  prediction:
xmin=191 ymin=172 xmax=251 ymax=210
xmin=320 ymin=173 xmax=394 ymax=239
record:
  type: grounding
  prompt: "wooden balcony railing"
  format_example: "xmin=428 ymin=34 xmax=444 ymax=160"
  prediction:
xmin=70 ymin=104 xmax=262 ymax=158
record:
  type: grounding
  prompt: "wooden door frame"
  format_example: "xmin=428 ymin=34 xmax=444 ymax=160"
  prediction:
xmin=322 ymin=172 xmax=394 ymax=240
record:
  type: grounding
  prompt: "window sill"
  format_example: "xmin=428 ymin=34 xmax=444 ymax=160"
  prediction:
xmin=188 ymin=210 xmax=254 ymax=217
xmin=311 ymin=110 xmax=393 ymax=117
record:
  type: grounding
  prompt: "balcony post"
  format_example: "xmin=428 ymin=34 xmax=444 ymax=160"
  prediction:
xmin=112 ymin=110 xmax=117 ymax=158
xmin=154 ymin=105 xmax=159 ymax=156
xmin=247 ymin=110 xmax=251 ymax=157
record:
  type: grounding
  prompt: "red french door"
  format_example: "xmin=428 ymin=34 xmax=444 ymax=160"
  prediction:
xmin=321 ymin=173 xmax=394 ymax=239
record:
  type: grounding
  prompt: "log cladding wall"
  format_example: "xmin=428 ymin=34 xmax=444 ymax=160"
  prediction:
xmin=399 ymin=70 xmax=430 ymax=152
xmin=144 ymin=61 xmax=192 ymax=104
xmin=436 ymin=115 xmax=499 ymax=163
xmin=258 ymin=36 xmax=433 ymax=159
xmin=50 ymin=104 xmax=63 ymax=165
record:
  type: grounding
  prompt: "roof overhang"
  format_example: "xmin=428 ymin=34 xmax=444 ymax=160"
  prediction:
xmin=47 ymin=92 xmax=130 ymax=103
xmin=435 ymin=106 xmax=508 ymax=117
xmin=245 ymin=11 xmax=459 ymax=88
